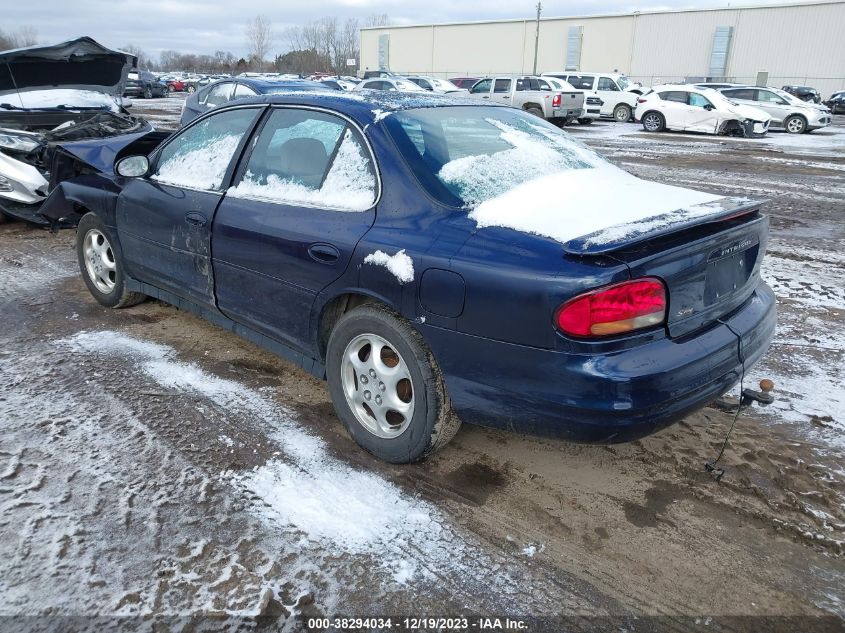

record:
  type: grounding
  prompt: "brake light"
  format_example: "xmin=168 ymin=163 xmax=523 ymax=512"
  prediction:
xmin=638 ymin=98 xmax=647 ymax=103
xmin=555 ymin=278 xmax=667 ymax=337
xmin=552 ymin=94 xmax=561 ymax=107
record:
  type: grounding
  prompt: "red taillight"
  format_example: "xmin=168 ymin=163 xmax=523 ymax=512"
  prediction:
xmin=555 ymin=278 xmax=667 ymax=337
xmin=637 ymin=98 xmax=647 ymax=103
xmin=552 ymin=94 xmax=561 ymax=107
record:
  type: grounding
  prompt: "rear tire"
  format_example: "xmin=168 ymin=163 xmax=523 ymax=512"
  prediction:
xmin=143 ymin=87 xmax=153 ymax=99
xmin=525 ymin=106 xmax=544 ymax=118
xmin=613 ymin=104 xmax=632 ymax=122
xmin=76 ymin=213 xmax=145 ymax=309
xmin=642 ymin=111 xmax=665 ymax=132
xmin=577 ymin=118 xmax=593 ymax=125
xmin=326 ymin=304 xmax=460 ymax=463
xmin=0 ymin=212 xmax=10 ymax=224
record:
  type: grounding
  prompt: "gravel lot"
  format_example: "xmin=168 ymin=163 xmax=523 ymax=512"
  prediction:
xmin=1 ymin=94 xmax=843 ymax=631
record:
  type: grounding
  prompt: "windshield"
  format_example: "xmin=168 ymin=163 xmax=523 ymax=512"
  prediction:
xmin=395 ymin=80 xmax=427 ymax=92
xmin=616 ymin=76 xmax=631 ymax=90
xmin=430 ymin=78 xmax=461 ymax=91
xmin=385 ymin=106 xmax=608 ymax=207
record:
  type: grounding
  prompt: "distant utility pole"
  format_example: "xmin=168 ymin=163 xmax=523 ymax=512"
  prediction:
xmin=532 ymin=2 xmax=542 ymax=75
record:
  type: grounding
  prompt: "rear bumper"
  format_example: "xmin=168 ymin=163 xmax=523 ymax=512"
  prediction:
xmin=423 ymin=283 xmax=776 ymax=443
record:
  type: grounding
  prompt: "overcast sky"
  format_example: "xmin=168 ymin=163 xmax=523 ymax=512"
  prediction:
xmin=4 ymin=0 xmax=819 ymax=59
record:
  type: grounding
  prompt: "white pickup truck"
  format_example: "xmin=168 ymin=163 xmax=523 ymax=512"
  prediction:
xmin=467 ymin=76 xmax=585 ymax=125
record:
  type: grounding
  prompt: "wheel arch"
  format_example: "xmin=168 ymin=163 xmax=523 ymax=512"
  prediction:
xmin=314 ymin=290 xmax=404 ymax=362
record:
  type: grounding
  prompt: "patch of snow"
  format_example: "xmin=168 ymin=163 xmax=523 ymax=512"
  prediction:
xmin=363 ymin=249 xmax=415 ymax=284
xmin=153 ymin=134 xmax=241 ymax=191
xmin=468 ymin=167 xmax=724 ymax=247
xmin=3 ymin=89 xmax=121 ymax=111
xmin=391 ymin=559 xmax=416 ymax=585
xmin=372 ymin=109 xmax=392 ymax=122
xmin=522 ymin=544 xmax=537 ymax=557
xmin=228 ymin=130 xmax=376 ymax=211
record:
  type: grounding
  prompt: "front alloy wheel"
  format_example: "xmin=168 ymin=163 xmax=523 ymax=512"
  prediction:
xmin=83 ymin=229 xmax=117 ymax=294
xmin=643 ymin=112 xmax=664 ymax=132
xmin=785 ymin=115 xmax=806 ymax=134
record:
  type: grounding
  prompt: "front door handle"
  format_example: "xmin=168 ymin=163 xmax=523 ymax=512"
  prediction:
xmin=308 ymin=243 xmax=340 ymax=264
xmin=185 ymin=212 xmax=207 ymax=227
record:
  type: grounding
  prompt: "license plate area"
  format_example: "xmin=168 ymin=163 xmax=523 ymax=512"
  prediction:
xmin=704 ymin=242 xmax=758 ymax=305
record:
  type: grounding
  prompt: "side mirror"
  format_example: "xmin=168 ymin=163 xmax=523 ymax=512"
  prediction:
xmin=704 ymin=104 xmax=715 ymax=111
xmin=115 ymin=155 xmax=150 ymax=178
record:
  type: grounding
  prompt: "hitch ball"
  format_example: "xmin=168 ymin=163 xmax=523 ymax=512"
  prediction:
xmin=760 ymin=378 xmax=774 ymax=393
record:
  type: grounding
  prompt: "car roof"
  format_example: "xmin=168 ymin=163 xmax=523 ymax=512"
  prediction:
xmin=209 ymin=90 xmax=503 ymax=126
xmin=232 ymin=77 xmax=325 ymax=92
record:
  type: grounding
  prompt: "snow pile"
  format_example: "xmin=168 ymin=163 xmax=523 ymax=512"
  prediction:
xmin=153 ymin=134 xmax=242 ymax=190
xmin=228 ymin=131 xmax=376 ymax=211
xmin=468 ymin=167 xmax=725 ymax=247
xmin=363 ymin=249 xmax=415 ymax=284
xmin=371 ymin=109 xmax=392 ymax=122
xmin=61 ymin=331 xmax=436 ymax=559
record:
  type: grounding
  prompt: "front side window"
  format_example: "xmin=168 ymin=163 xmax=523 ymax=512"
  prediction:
xmin=597 ymin=77 xmax=619 ymax=91
xmin=229 ymin=108 xmax=377 ymax=211
xmin=470 ymin=79 xmax=492 ymax=94
xmin=153 ymin=108 xmax=259 ymax=191
xmin=689 ymin=93 xmax=713 ymax=108
xmin=722 ymin=88 xmax=755 ymax=100
xmin=386 ymin=106 xmax=607 ymax=208
xmin=493 ymin=79 xmax=511 ymax=93
xmin=756 ymin=89 xmax=787 ymax=104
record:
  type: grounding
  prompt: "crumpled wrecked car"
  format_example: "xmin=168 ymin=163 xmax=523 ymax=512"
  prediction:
xmin=44 ymin=92 xmax=775 ymax=463
xmin=0 ymin=37 xmax=152 ymax=224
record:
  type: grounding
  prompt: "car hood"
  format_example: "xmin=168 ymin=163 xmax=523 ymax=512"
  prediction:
xmin=0 ymin=37 xmax=135 ymax=103
xmin=726 ymin=102 xmax=771 ymax=121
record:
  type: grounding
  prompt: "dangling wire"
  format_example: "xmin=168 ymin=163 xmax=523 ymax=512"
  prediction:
xmin=706 ymin=319 xmax=746 ymax=481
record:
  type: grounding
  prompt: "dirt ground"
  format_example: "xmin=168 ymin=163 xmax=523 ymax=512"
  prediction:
xmin=0 ymin=97 xmax=843 ymax=632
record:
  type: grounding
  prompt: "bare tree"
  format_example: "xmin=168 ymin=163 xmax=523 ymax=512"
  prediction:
xmin=121 ymin=44 xmax=148 ymax=69
xmin=246 ymin=15 xmax=273 ymax=72
xmin=0 ymin=25 xmax=38 ymax=50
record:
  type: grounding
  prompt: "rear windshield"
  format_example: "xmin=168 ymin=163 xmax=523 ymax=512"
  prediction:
xmin=384 ymin=106 xmax=608 ymax=207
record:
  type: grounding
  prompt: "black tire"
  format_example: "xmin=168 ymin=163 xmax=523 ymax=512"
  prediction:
xmin=784 ymin=114 xmax=807 ymax=134
xmin=143 ymin=87 xmax=153 ymax=99
xmin=577 ymin=118 xmax=593 ymax=125
xmin=525 ymin=106 xmax=544 ymax=118
xmin=326 ymin=304 xmax=460 ymax=464
xmin=0 ymin=211 xmax=10 ymax=224
xmin=642 ymin=111 xmax=665 ymax=132
xmin=186 ymin=84 xmax=196 ymax=94
xmin=76 ymin=213 xmax=145 ymax=309
xmin=613 ymin=104 xmax=632 ymax=122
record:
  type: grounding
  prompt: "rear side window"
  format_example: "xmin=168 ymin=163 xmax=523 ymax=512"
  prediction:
xmin=229 ymin=108 xmax=377 ymax=211
xmin=153 ymin=108 xmax=259 ymax=191
xmin=723 ymin=88 xmax=755 ymax=100
xmin=658 ymin=91 xmax=689 ymax=103
xmin=234 ymin=83 xmax=258 ymax=98
xmin=204 ymin=82 xmax=234 ymax=107
xmin=566 ymin=75 xmax=594 ymax=90
xmin=494 ymin=79 xmax=511 ymax=93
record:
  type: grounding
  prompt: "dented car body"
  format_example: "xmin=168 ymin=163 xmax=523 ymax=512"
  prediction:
xmin=56 ymin=92 xmax=775 ymax=457
xmin=0 ymin=37 xmax=152 ymax=223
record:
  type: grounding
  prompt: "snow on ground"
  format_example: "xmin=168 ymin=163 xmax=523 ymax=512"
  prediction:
xmin=363 ymin=249 xmax=415 ymax=283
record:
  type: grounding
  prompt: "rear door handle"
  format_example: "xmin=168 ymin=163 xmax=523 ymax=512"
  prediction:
xmin=308 ymin=243 xmax=340 ymax=264
xmin=185 ymin=212 xmax=207 ymax=227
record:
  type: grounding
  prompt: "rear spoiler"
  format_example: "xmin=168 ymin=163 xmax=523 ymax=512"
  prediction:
xmin=562 ymin=197 xmax=765 ymax=255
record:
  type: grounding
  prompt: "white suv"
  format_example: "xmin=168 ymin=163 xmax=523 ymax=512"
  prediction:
xmin=542 ymin=72 xmax=641 ymax=122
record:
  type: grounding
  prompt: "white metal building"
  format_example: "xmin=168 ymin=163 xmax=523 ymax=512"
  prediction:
xmin=360 ymin=1 xmax=845 ymax=97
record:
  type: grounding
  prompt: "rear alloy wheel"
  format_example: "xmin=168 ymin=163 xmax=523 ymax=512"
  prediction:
xmin=642 ymin=112 xmax=665 ymax=132
xmin=613 ymin=104 xmax=632 ymax=122
xmin=143 ymin=87 xmax=153 ymax=99
xmin=186 ymin=85 xmax=196 ymax=94
xmin=76 ymin=213 xmax=145 ymax=309
xmin=784 ymin=115 xmax=807 ymax=134
xmin=526 ymin=106 xmax=544 ymax=118
xmin=327 ymin=304 xmax=460 ymax=463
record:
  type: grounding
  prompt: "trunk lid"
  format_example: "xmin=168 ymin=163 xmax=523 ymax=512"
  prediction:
xmin=589 ymin=207 xmax=769 ymax=337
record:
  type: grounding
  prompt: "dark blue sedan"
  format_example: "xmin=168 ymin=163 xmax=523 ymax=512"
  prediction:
xmin=56 ymin=91 xmax=775 ymax=463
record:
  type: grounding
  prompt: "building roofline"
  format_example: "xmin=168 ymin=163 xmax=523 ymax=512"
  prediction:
xmin=360 ymin=0 xmax=844 ymax=30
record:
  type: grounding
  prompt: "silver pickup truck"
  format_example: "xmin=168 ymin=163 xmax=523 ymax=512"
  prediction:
xmin=467 ymin=76 xmax=585 ymax=125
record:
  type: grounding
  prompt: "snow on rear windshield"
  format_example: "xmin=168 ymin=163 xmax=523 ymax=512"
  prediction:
xmin=389 ymin=107 xmax=607 ymax=207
